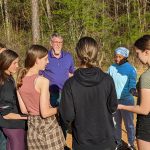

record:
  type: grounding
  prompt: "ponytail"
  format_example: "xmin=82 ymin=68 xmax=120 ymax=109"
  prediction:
xmin=16 ymin=67 xmax=28 ymax=89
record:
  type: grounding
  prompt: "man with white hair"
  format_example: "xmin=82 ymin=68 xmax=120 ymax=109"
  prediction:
xmin=41 ymin=33 xmax=74 ymax=150
xmin=107 ymin=47 xmax=137 ymax=150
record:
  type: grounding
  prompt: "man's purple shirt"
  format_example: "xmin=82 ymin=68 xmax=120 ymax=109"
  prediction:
xmin=41 ymin=50 xmax=75 ymax=90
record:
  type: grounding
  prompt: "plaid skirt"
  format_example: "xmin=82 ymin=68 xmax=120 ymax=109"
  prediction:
xmin=27 ymin=115 xmax=65 ymax=150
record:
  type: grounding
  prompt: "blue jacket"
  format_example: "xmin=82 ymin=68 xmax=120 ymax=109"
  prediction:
xmin=107 ymin=62 xmax=137 ymax=99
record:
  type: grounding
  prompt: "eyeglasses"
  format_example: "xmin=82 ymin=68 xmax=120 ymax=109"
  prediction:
xmin=52 ymin=40 xmax=63 ymax=44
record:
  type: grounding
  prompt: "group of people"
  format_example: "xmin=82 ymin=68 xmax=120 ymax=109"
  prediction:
xmin=0 ymin=33 xmax=150 ymax=150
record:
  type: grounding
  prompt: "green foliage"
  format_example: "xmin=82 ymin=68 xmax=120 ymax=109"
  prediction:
xmin=0 ymin=0 xmax=150 ymax=68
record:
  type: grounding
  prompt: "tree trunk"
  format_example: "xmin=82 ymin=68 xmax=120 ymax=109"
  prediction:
xmin=143 ymin=0 xmax=147 ymax=31
xmin=4 ymin=0 xmax=10 ymax=43
xmin=46 ymin=0 xmax=53 ymax=31
xmin=31 ymin=0 xmax=40 ymax=44
xmin=113 ymin=0 xmax=119 ymax=35
xmin=0 ymin=0 xmax=5 ymax=26
xmin=136 ymin=0 xmax=142 ymax=32
xmin=126 ymin=0 xmax=130 ymax=46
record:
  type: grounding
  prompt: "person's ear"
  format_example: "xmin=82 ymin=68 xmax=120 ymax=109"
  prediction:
xmin=36 ymin=57 xmax=40 ymax=65
xmin=145 ymin=50 xmax=150 ymax=55
xmin=50 ymin=40 xmax=52 ymax=46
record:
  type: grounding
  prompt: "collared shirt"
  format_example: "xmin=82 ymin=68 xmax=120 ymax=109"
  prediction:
xmin=41 ymin=50 xmax=75 ymax=90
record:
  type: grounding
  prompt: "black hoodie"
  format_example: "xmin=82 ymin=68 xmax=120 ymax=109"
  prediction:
xmin=59 ymin=67 xmax=118 ymax=150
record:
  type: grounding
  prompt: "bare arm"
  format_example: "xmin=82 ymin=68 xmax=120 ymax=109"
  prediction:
xmin=3 ymin=113 xmax=27 ymax=120
xmin=17 ymin=91 xmax=28 ymax=114
xmin=37 ymin=77 xmax=57 ymax=118
xmin=3 ymin=91 xmax=28 ymax=119
xmin=118 ymin=88 xmax=150 ymax=115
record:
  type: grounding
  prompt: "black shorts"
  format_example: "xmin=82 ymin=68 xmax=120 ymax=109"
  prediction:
xmin=136 ymin=115 xmax=150 ymax=142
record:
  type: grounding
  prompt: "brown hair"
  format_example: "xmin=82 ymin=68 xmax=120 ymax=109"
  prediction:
xmin=134 ymin=35 xmax=150 ymax=52
xmin=0 ymin=43 xmax=6 ymax=53
xmin=17 ymin=45 xmax=48 ymax=89
xmin=0 ymin=43 xmax=5 ymax=49
xmin=75 ymin=37 xmax=100 ymax=68
xmin=0 ymin=50 xmax=18 ymax=85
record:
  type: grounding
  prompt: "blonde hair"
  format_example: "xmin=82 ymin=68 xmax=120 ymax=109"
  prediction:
xmin=75 ymin=37 xmax=100 ymax=67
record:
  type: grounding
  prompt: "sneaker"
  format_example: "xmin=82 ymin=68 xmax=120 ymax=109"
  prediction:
xmin=115 ymin=144 xmax=123 ymax=150
xmin=128 ymin=145 xmax=136 ymax=150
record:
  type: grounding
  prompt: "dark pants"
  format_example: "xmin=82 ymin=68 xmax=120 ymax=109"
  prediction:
xmin=51 ymin=92 xmax=67 ymax=138
xmin=114 ymin=98 xmax=135 ymax=146
xmin=0 ymin=128 xmax=6 ymax=150
xmin=2 ymin=128 xmax=26 ymax=150
xmin=50 ymin=90 xmax=70 ymax=149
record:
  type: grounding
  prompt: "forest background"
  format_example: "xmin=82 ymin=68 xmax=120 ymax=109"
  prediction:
xmin=0 ymin=0 xmax=150 ymax=69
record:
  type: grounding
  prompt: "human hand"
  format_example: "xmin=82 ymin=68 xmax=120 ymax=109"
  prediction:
xmin=117 ymin=104 xmax=124 ymax=110
xmin=3 ymin=113 xmax=27 ymax=120
xmin=130 ymin=88 xmax=138 ymax=97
